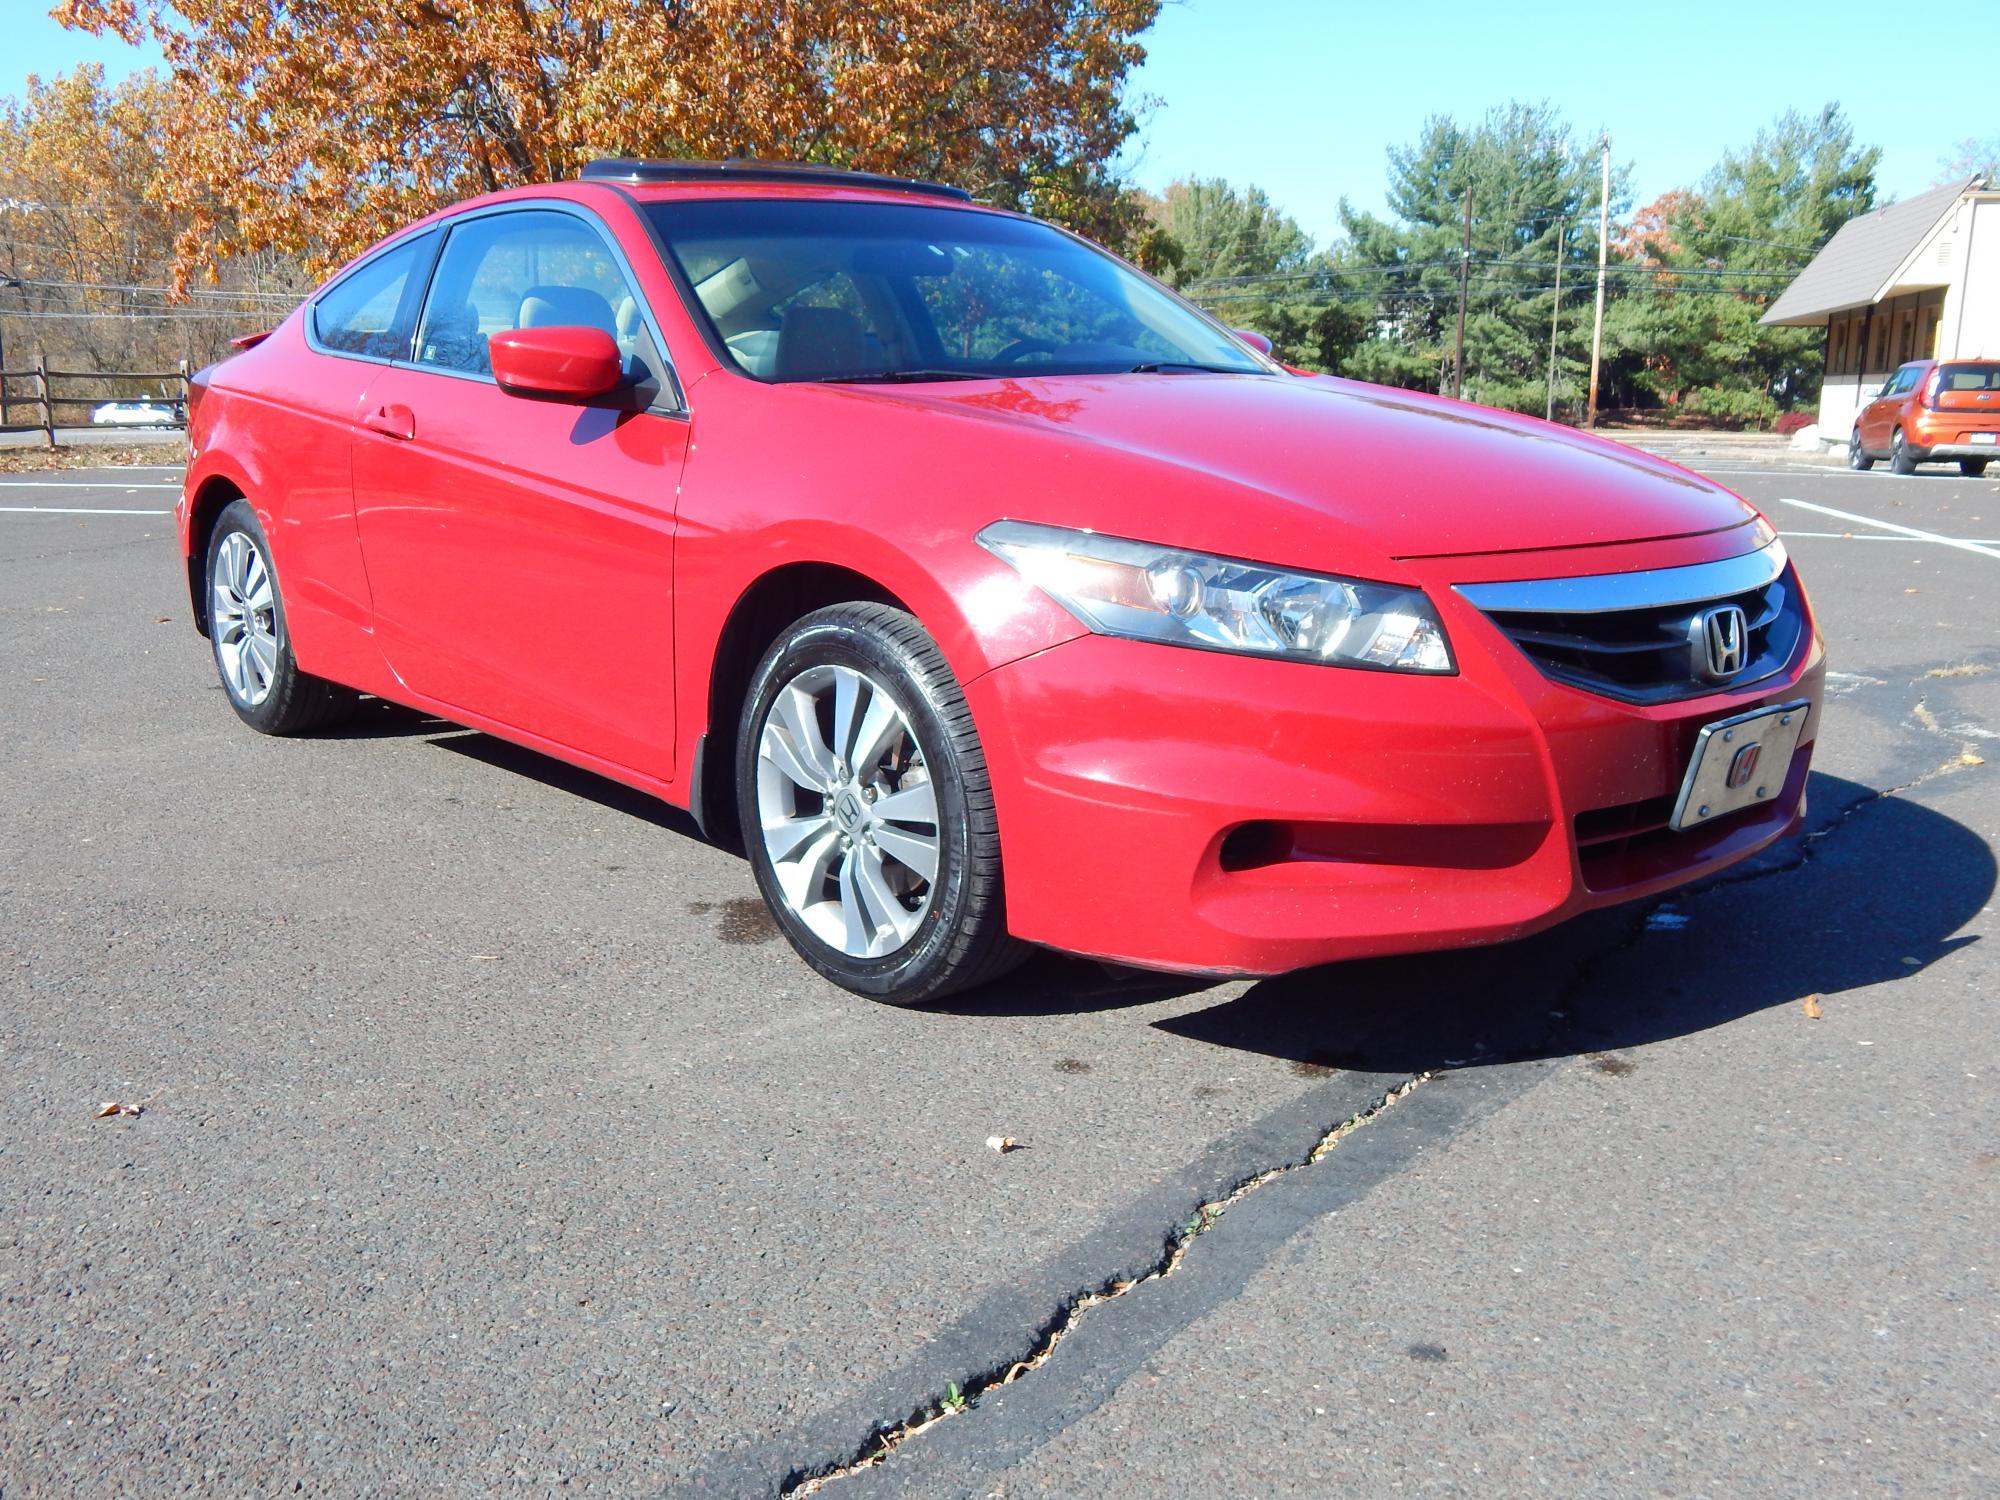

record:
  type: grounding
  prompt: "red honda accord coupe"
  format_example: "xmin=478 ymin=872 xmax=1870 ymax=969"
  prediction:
xmin=179 ymin=160 xmax=1823 ymax=1004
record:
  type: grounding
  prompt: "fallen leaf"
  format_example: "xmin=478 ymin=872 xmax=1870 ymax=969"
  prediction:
xmin=986 ymin=1135 xmax=1019 ymax=1154
xmin=1801 ymin=994 xmax=1823 ymax=1020
xmin=1900 ymin=956 xmax=1921 ymax=967
xmin=93 ymin=1100 xmax=143 ymax=1119
xmin=1962 ymin=752 xmax=1986 ymax=766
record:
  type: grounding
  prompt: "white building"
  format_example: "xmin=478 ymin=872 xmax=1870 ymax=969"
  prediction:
xmin=1762 ymin=177 xmax=2000 ymax=440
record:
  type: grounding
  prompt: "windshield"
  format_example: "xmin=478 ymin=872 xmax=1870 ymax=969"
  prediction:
xmin=641 ymin=198 xmax=1269 ymax=383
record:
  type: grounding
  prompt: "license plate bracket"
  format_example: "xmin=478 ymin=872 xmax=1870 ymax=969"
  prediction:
xmin=1669 ymin=700 xmax=1811 ymax=832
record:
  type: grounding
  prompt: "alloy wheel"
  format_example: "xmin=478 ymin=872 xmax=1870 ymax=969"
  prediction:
xmin=754 ymin=662 xmax=941 ymax=958
xmin=211 ymin=529 xmax=279 ymax=707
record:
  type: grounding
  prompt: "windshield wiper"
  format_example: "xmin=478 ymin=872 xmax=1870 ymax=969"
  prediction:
xmin=811 ymin=369 xmax=988 ymax=384
xmin=1125 ymin=361 xmax=1253 ymax=375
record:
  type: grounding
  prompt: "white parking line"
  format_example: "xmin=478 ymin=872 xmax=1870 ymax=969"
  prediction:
xmin=1696 ymin=466 xmax=1886 ymax=478
xmin=0 ymin=479 xmax=181 ymax=489
xmin=1782 ymin=529 xmax=2000 ymax=546
xmin=0 ymin=505 xmax=169 ymax=516
xmin=1775 ymin=497 xmax=2000 ymax=561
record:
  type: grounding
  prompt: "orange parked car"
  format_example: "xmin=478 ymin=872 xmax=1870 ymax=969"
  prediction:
xmin=1849 ymin=358 xmax=2000 ymax=475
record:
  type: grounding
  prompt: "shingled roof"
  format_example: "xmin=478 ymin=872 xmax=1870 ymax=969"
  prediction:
xmin=1760 ymin=179 xmax=1974 ymax=327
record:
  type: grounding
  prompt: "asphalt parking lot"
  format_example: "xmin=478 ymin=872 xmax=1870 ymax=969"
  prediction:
xmin=2 ymin=449 xmax=1995 ymax=1497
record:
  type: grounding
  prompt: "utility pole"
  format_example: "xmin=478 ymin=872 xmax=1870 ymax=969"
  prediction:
xmin=0 ymin=275 xmax=19 ymax=428
xmin=1546 ymin=220 xmax=1564 ymax=421
xmin=1453 ymin=186 xmax=1471 ymax=399
xmin=1587 ymin=135 xmax=1609 ymax=428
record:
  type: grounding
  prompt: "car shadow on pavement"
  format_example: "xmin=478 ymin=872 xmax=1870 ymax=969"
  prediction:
xmin=423 ymin=727 xmax=705 ymax=839
xmin=956 ymin=773 xmax=1993 ymax=1075
xmin=314 ymin=695 xmax=458 ymax=740
xmin=308 ymin=702 xmax=705 ymax=836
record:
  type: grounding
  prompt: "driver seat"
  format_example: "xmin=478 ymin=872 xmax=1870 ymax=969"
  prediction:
xmin=775 ymin=307 xmax=866 ymax=380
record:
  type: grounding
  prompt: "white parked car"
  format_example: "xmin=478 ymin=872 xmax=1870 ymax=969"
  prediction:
xmin=90 ymin=400 xmax=180 ymax=427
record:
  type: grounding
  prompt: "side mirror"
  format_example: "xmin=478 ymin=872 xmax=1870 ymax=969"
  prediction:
xmin=1233 ymin=329 xmax=1274 ymax=357
xmin=489 ymin=326 xmax=626 ymax=401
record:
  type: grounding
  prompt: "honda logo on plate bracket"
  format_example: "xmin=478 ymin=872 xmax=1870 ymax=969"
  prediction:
xmin=1690 ymin=604 xmax=1748 ymax=682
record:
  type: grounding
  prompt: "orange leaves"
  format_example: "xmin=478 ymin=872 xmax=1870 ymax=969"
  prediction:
xmin=54 ymin=1 xmax=1163 ymax=285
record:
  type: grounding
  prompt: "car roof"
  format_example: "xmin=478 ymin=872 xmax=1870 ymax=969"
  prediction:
xmin=428 ymin=162 xmax=1002 ymax=223
xmin=580 ymin=158 xmax=971 ymax=201
xmin=319 ymin=168 xmax=1020 ymax=295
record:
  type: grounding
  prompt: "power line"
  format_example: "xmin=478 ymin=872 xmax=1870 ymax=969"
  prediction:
xmin=5 ymin=275 xmax=300 ymax=304
xmin=1186 ymin=258 xmax=1800 ymax=292
xmin=0 ymin=309 xmax=275 ymax=321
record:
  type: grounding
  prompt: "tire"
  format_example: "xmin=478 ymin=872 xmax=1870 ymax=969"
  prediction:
xmin=1889 ymin=429 xmax=1918 ymax=475
xmin=1847 ymin=431 xmax=1873 ymax=471
xmin=735 ymin=602 xmax=1025 ymax=1005
xmin=1960 ymin=458 xmax=1989 ymax=478
xmin=205 ymin=499 xmax=356 ymax=734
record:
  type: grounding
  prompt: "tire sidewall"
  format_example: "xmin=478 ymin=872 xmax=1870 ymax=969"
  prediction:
xmin=736 ymin=611 xmax=978 ymax=1001
xmin=206 ymin=499 xmax=300 ymax=732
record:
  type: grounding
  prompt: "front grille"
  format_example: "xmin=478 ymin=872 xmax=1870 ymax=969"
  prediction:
xmin=1484 ymin=566 xmax=1803 ymax=703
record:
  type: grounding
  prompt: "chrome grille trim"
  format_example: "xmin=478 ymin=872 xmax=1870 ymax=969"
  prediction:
xmin=1453 ymin=539 xmax=1788 ymax=615
xmin=1457 ymin=539 xmax=1806 ymax=705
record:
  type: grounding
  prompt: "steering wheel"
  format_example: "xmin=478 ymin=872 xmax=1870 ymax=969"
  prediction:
xmin=995 ymin=338 xmax=1064 ymax=364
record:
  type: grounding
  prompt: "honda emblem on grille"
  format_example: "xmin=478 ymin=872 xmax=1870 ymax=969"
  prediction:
xmin=1691 ymin=604 xmax=1748 ymax=681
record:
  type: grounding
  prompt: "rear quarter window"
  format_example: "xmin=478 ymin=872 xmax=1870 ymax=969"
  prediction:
xmin=311 ymin=233 xmax=434 ymax=359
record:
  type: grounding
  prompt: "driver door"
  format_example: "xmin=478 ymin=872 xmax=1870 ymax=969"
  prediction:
xmin=351 ymin=206 xmax=689 ymax=778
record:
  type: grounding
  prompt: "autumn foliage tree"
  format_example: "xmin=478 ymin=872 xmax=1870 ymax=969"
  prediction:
xmin=57 ymin=0 xmax=1161 ymax=285
xmin=0 ymin=64 xmax=246 ymax=375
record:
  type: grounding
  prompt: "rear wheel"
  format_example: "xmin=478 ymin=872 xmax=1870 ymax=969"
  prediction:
xmin=736 ymin=603 xmax=1024 ymax=1005
xmin=1847 ymin=431 xmax=1873 ymax=471
xmin=206 ymin=500 xmax=355 ymax=734
xmin=1960 ymin=458 xmax=1989 ymax=478
xmin=1889 ymin=429 xmax=1918 ymax=475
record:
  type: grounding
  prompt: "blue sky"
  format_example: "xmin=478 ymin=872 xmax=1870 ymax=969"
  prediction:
xmin=7 ymin=0 xmax=1989 ymax=248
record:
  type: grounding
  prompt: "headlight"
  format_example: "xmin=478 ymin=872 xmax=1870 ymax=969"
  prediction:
xmin=977 ymin=520 xmax=1454 ymax=673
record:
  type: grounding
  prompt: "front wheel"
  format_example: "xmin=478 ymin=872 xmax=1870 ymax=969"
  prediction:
xmin=1890 ymin=429 xmax=1918 ymax=475
xmin=1847 ymin=431 xmax=1874 ymax=471
xmin=205 ymin=500 xmax=355 ymax=733
xmin=1960 ymin=458 xmax=1989 ymax=478
xmin=736 ymin=603 xmax=1025 ymax=1005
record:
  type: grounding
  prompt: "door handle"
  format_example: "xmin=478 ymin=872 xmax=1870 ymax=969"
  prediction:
xmin=363 ymin=403 xmax=415 ymax=440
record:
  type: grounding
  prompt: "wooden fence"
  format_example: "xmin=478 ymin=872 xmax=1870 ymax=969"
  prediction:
xmin=0 ymin=360 xmax=191 ymax=448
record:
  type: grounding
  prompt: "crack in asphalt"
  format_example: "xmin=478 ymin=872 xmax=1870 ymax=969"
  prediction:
xmin=781 ymin=1075 xmax=1433 ymax=1496
xmin=760 ymin=704 xmax=1984 ymax=1500
xmin=1689 ymin=746 xmax=1982 ymax=903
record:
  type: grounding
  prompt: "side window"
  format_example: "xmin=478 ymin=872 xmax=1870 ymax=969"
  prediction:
xmin=413 ymin=209 xmax=670 ymax=395
xmin=311 ymin=233 xmax=432 ymax=359
xmin=1889 ymin=365 xmax=1921 ymax=395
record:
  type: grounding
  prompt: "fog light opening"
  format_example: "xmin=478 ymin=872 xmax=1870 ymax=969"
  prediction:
xmin=1218 ymin=820 xmax=1290 ymax=872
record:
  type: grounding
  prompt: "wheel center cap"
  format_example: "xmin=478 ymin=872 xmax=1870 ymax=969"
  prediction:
xmin=833 ymin=789 xmax=867 ymax=833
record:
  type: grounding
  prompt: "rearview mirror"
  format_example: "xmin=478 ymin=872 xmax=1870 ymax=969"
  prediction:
xmin=1233 ymin=329 xmax=1274 ymax=357
xmin=489 ymin=326 xmax=626 ymax=401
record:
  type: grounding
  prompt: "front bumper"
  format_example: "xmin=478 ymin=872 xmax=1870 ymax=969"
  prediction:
xmin=968 ymin=550 xmax=1823 ymax=976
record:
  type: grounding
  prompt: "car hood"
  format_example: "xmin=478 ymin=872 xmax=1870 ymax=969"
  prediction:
xmin=866 ymin=372 xmax=1757 ymax=560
